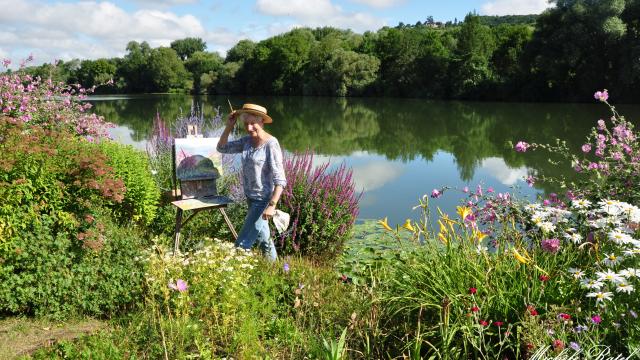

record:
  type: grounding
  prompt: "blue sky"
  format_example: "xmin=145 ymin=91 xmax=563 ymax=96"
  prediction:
xmin=0 ymin=0 xmax=552 ymax=65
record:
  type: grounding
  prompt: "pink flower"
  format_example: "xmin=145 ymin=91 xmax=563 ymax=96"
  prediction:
xmin=463 ymin=186 xmax=469 ymax=193
xmin=479 ymin=320 xmax=489 ymax=326
xmin=581 ymin=144 xmax=592 ymax=153
xmin=469 ymin=287 xmax=477 ymax=294
xmin=594 ymin=90 xmax=609 ymax=102
xmin=515 ymin=141 xmax=530 ymax=152
xmin=597 ymin=119 xmax=606 ymax=130
xmin=2 ymin=59 xmax=10 ymax=68
xmin=539 ymin=274 xmax=550 ymax=282
xmin=591 ymin=315 xmax=602 ymax=324
xmin=431 ymin=189 xmax=442 ymax=198
xmin=541 ymin=238 xmax=560 ymax=253
xmin=493 ymin=321 xmax=504 ymax=327
xmin=558 ymin=313 xmax=571 ymax=321
xmin=168 ymin=279 xmax=189 ymax=292
xmin=612 ymin=152 xmax=623 ymax=161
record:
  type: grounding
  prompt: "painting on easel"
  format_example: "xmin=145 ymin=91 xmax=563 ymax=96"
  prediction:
xmin=174 ymin=137 xmax=222 ymax=181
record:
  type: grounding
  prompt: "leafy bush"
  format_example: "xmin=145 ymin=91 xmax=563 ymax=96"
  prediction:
xmin=0 ymin=119 xmax=150 ymax=318
xmin=0 ymin=118 xmax=124 ymax=251
xmin=277 ymin=151 xmax=361 ymax=257
xmin=0 ymin=209 xmax=147 ymax=318
xmin=97 ymin=140 xmax=160 ymax=225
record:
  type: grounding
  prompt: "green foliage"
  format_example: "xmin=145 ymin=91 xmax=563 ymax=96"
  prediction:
xmin=0 ymin=209 xmax=147 ymax=319
xmin=75 ymin=58 xmax=117 ymax=89
xmin=147 ymin=47 xmax=190 ymax=93
xmin=170 ymin=37 xmax=207 ymax=61
xmin=184 ymin=51 xmax=223 ymax=93
xmin=96 ymin=140 xmax=160 ymax=225
xmin=0 ymin=120 xmax=147 ymax=318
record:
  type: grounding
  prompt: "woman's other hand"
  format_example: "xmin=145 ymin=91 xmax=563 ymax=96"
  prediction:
xmin=262 ymin=205 xmax=276 ymax=220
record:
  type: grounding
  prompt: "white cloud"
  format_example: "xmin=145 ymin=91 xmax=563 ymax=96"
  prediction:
xmin=348 ymin=0 xmax=405 ymax=8
xmin=255 ymin=0 xmax=384 ymax=32
xmin=352 ymin=161 xmax=404 ymax=192
xmin=131 ymin=0 xmax=198 ymax=5
xmin=480 ymin=157 xmax=528 ymax=185
xmin=0 ymin=0 xmax=243 ymax=64
xmin=480 ymin=0 xmax=552 ymax=16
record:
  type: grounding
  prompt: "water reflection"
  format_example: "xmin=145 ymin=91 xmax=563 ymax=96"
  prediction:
xmin=88 ymin=95 xmax=640 ymax=224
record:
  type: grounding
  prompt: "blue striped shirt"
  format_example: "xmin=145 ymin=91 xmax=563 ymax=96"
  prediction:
xmin=217 ymin=136 xmax=287 ymax=201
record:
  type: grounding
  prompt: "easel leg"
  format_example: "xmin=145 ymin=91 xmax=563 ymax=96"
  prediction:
xmin=174 ymin=208 xmax=183 ymax=253
xmin=219 ymin=207 xmax=238 ymax=240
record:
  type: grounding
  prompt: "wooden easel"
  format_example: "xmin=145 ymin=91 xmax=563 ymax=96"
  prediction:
xmin=171 ymin=126 xmax=237 ymax=253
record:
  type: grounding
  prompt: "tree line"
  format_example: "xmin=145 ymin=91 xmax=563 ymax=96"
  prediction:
xmin=20 ymin=0 xmax=640 ymax=102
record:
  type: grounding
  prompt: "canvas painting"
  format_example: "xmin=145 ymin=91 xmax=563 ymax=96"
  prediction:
xmin=174 ymin=137 xmax=222 ymax=181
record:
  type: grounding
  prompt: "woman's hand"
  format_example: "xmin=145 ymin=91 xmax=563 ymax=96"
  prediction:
xmin=227 ymin=111 xmax=238 ymax=128
xmin=262 ymin=205 xmax=276 ymax=220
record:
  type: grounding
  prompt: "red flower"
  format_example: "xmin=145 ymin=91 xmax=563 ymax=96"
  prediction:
xmin=479 ymin=320 xmax=489 ymax=326
xmin=558 ymin=313 xmax=571 ymax=320
xmin=552 ymin=339 xmax=565 ymax=350
xmin=539 ymin=274 xmax=550 ymax=282
xmin=469 ymin=287 xmax=477 ymax=294
xmin=527 ymin=305 xmax=538 ymax=316
xmin=471 ymin=306 xmax=480 ymax=312
xmin=494 ymin=321 xmax=504 ymax=327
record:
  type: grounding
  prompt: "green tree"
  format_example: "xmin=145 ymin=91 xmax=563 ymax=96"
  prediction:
xmin=119 ymin=41 xmax=152 ymax=92
xmin=207 ymin=61 xmax=242 ymax=94
xmin=147 ymin=47 xmax=190 ymax=92
xmin=74 ymin=59 xmax=117 ymax=88
xmin=225 ymin=39 xmax=256 ymax=63
xmin=450 ymin=14 xmax=497 ymax=97
xmin=523 ymin=0 xmax=629 ymax=100
xmin=184 ymin=51 xmax=223 ymax=93
xmin=170 ymin=37 xmax=207 ymax=61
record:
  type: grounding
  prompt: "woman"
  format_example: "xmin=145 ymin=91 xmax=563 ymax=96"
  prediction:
xmin=217 ymin=103 xmax=286 ymax=261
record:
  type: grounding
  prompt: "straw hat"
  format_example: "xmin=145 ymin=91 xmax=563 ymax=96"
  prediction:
xmin=235 ymin=103 xmax=272 ymax=124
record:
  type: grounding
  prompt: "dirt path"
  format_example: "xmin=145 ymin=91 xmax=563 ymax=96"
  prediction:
xmin=0 ymin=317 xmax=107 ymax=359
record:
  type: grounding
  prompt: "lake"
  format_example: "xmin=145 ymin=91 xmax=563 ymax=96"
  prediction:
xmin=88 ymin=94 xmax=640 ymax=226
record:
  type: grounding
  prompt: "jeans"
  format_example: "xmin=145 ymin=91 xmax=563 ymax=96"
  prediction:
xmin=235 ymin=198 xmax=277 ymax=261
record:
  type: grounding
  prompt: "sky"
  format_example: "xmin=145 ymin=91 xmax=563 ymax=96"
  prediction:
xmin=0 ymin=0 xmax=553 ymax=65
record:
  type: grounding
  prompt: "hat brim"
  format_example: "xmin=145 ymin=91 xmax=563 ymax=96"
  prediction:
xmin=236 ymin=109 xmax=272 ymax=124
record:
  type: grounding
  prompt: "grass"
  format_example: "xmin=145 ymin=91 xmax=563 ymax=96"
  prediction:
xmin=0 ymin=317 xmax=107 ymax=359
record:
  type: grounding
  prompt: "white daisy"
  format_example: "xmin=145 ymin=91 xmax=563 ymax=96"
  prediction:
xmin=531 ymin=212 xmax=546 ymax=225
xmin=624 ymin=248 xmax=640 ymax=256
xmin=572 ymin=199 xmax=592 ymax=209
xmin=616 ymin=282 xmax=634 ymax=294
xmin=538 ymin=221 xmax=556 ymax=233
xmin=620 ymin=268 xmax=640 ymax=278
xmin=599 ymin=199 xmax=624 ymax=216
xmin=602 ymin=253 xmax=623 ymax=267
xmin=568 ymin=268 xmax=585 ymax=279
xmin=586 ymin=291 xmax=614 ymax=303
xmin=608 ymin=230 xmax=634 ymax=244
xmin=564 ymin=232 xmax=583 ymax=244
xmin=581 ymin=278 xmax=604 ymax=289
xmin=524 ymin=203 xmax=542 ymax=212
xmin=596 ymin=269 xmax=625 ymax=283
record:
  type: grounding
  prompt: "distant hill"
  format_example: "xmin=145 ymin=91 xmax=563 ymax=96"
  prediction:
xmin=478 ymin=15 xmax=538 ymax=26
